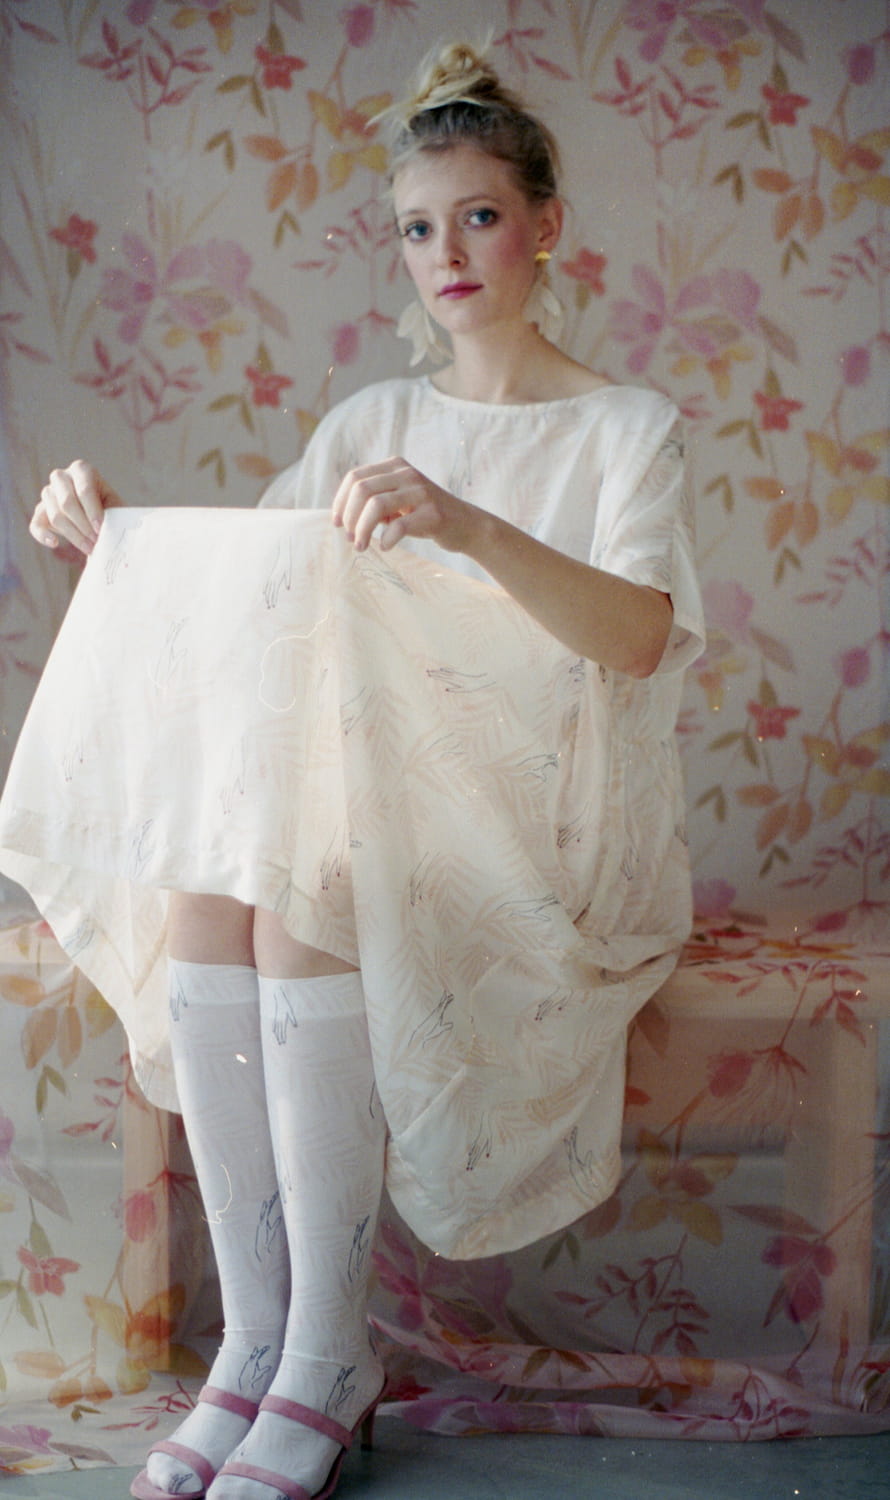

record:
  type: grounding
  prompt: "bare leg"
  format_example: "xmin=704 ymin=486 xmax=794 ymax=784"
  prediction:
xmin=167 ymin=892 xmax=255 ymax=965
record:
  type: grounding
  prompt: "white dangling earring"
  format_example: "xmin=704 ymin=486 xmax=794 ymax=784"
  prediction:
xmin=524 ymin=249 xmax=564 ymax=342
xmin=396 ymin=298 xmax=450 ymax=366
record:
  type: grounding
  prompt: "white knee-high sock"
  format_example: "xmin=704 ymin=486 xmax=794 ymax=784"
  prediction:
xmin=207 ymin=971 xmax=386 ymax=1500
xmin=147 ymin=960 xmax=290 ymax=1496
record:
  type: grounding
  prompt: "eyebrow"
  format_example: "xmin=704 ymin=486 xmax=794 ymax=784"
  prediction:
xmin=395 ymin=194 xmax=507 ymax=219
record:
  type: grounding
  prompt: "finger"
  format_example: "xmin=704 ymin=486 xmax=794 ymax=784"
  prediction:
xmin=341 ymin=476 xmax=403 ymax=546
xmin=42 ymin=470 xmax=96 ymax=553
xmin=331 ymin=459 xmax=402 ymax=530
xmin=66 ymin=459 xmax=109 ymax=534
xmin=29 ymin=501 xmax=60 ymax=550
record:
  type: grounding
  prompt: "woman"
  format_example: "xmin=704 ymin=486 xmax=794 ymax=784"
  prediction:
xmin=2 ymin=41 xmax=704 ymax=1500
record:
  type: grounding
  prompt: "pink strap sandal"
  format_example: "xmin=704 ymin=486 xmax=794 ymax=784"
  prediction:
xmin=215 ymin=1385 xmax=384 ymax=1500
xmin=129 ymin=1385 xmax=260 ymax=1500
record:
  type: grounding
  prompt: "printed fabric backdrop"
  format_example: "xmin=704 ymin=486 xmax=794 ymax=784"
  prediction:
xmin=1 ymin=0 xmax=889 ymax=1476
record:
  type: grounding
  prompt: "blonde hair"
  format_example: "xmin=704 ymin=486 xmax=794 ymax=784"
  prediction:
xmin=385 ymin=41 xmax=561 ymax=203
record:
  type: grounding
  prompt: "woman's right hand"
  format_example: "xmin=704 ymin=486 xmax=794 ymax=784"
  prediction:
xmin=31 ymin=460 xmax=124 ymax=559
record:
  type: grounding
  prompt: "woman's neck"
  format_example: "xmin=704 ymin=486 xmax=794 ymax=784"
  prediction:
xmin=431 ymin=323 xmax=608 ymax=405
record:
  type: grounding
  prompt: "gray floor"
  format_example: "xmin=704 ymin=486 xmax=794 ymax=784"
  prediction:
xmin=4 ymin=1425 xmax=890 ymax=1500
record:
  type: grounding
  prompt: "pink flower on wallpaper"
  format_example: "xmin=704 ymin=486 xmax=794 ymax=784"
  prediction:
xmin=747 ymin=700 xmax=801 ymax=740
xmin=341 ymin=3 xmax=375 ymax=47
xmin=709 ymin=267 xmax=761 ymax=329
xmin=17 ymin=1247 xmax=80 ymax=1297
xmin=331 ymin=322 xmax=360 ymax=364
xmin=839 ymin=345 xmax=871 ymax=385
xmin=49 ymin=213 xmax=98 ymax=263
xmin=99 ymin=235 xmax=253 ymax=344
xmin=254 ymin=43 xmax=306 ymax=89
xmin=126 ymin=0 xmax=157 ymax=20
xmin=99 ymin=236 xmax=158 ymax=342
xmin=845 ymin=44 xmax=876 ymax=85
xmin=762 ymin=1235 xmax=837 ymax=1324
xmin=702 ymin=579 xmax=754 ymax=640
xmin=609 ymin=265 xmax=667 ymax=373
xmin=835 ymin=645 xmax=871 ymax=688
xmin=761 ymin=84 xmax=809 ymax=126
xmin=561 ymin=248 xmax=607 ymax=295
xmin=0 ymin=1425 xmax=55 ymax=1455
xmin=245 ymin=365 xmax=293 ymax=407
xmin=693 ymin=877 xmax=736 ymax=919
xmin=624 ymin=0 xmax=767 ymax=64
xmin=753 ymin=391 xmax=803 ymax=431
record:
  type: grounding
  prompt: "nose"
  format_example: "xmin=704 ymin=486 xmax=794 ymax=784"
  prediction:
xmin=436 ymin=225 xmax=466 ymax=268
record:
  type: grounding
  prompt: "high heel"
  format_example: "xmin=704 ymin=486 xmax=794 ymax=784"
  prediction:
xmin=213 ymin=1380 xmax=386 ymax=1500
xmin=129 ymin=1386 xmax=260 ymax=1500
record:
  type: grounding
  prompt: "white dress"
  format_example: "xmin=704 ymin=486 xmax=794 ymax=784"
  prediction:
xmin=0 ymin=377 xmax=704 ymax=1259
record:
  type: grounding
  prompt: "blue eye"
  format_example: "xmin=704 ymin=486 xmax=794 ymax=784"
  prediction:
xmin=400 ymin=221 xmax=431 ymax=242
xmin=467 ymin=207 xmax=497 ymax=227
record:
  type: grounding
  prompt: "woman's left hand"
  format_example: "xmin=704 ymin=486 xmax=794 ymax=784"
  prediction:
xmin=331 ymin=457 xmax=478 ymax=555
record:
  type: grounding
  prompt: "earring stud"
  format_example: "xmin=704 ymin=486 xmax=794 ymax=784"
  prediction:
xmin=534 ymin=250 xmax=552 ymax=264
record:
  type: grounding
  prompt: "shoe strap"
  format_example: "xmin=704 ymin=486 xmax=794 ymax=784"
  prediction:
xmin=152 ymin=1439 xmax=217 ymax=1492
xmin=198 ymin=1384 xmax=260 ymax=1422
xmin=219 ymin=1458 xmax=313 ymax=1500
xmin=259 ymin=1393 xmax=353 ymax=1449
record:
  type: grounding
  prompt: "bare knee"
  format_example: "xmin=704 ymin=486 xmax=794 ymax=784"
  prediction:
xmin=167 ymin=892 xmax=255 ymax=966
xmin=253 ymin=907 xmax=358 ymax=979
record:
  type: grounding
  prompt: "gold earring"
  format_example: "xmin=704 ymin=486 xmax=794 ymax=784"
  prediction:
xmin=534 ymin=250 xmax=552 ymax=264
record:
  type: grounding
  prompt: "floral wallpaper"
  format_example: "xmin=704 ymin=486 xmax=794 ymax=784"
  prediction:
xmin=0 ymin=0 xmax=888 ymax=1475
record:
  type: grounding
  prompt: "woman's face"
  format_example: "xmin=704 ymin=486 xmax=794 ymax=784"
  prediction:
xmin=393 ymin=143 xmax=561 ymax=343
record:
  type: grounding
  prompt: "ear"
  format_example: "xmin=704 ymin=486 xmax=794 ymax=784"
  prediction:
xmin=535 ymin=196 xmax=563 ymax=256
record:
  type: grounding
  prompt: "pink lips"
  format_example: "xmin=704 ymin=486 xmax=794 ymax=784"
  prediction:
xmin=439 ymin=283 xmax=482 ymax=299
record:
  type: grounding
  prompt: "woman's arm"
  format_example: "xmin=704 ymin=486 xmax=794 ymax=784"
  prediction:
xmin=331 ymin=456 xmax=673 ymax=678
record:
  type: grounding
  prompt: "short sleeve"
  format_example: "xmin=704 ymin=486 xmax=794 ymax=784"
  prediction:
xmin=592 ymin=411 xmax=705 ymax=675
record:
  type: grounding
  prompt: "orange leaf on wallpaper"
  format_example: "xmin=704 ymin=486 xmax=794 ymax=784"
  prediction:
xmin=85 ymin=1295 xmax=127 ymax=1348
xmin=803 ymin=735 xmax=841 ymax=775
xmin=234 ymin=453 xmax=278 ymax=478
xmin=788 ymin=798 xmax=813 ymax=843
xmin=861 ymin=175 xmax=890 ymax=205
xmin=805 ymin=431 xmax=840 ymax=474
xmin=14 ymin=1349 xmax=66 ymax=1379
xmin=267 ymin=162 xmax=298 ymax=211
xmin=309 ymin=91 xmax=342 ymax=139
xmin=793 ymin=499 xmax=819 ymax=546
xmin=117 ymin=1356 xmax=151 ymax=1395
xmin=676 ymin=1200 xmax=723 ymax=1247
xmin=753 ymin=168 xmax=792 ymax=193
xmin=831 ymin=181 xmax=860 ymax=220
xmin=737 ymin=784 xmax=781 ymax=807
xmin=766 ymin=500 xmax=794 ymax=549
xmin=22 ymin=1007 xmax=57 ymax=1069
xmin=857 ymin=768 xmax=890 ymax=797
xmin=801 ymin=193 xmax=824 ymax=239
xmin=244 ymin=134 xmax=289 ymax=161
xmin=811 ymin=126 xmax=845 ymax=170
xmin=864 ymin=474 xmax=890 ymax=505
xmin=0 ymin=973 xmax=46 ymax=1007
xmin=297 ymin=160 xmax=319 ymax=211
xmin=743 ymin=477 xmax=784 ymax=501
xmin=328 ymin=151 xmax=352 ymax=191
xmin=774 ymin=192 xmax=801 ymax=240
xmin=756 ymin=801 xmax=789 ymax=850
xmin=827 ymin=485 xmax=855 ymax=523
xmin=57 ymin=1006 xmax=82 ymax=1069
xmin=355 ymin=144 xmax=388 ymax=174
xmin=821 ymin=783 xmax=851 ymax=819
